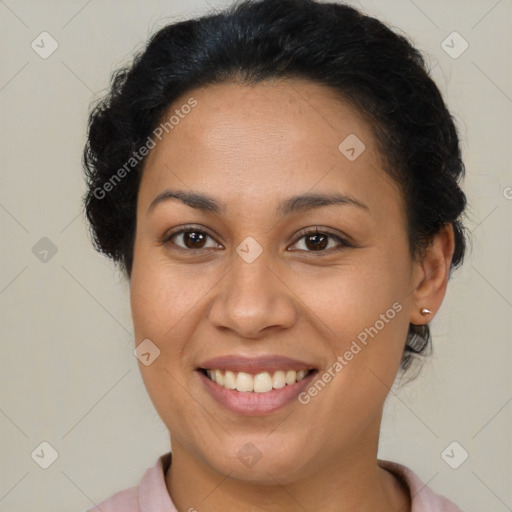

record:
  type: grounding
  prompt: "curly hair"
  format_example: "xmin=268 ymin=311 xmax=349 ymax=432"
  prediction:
xmin=82 ymin=0 xmax=468 ymax=373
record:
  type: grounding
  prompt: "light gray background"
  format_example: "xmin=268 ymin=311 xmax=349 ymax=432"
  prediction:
xmin=0 ymin=1 xmax=511 ymax=511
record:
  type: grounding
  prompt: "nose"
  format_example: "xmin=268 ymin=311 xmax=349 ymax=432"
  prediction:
xmin=207 ymin=249 xmax=298 ymax=339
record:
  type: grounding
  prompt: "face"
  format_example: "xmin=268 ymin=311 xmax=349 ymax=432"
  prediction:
xmin=130 ymin=79 xmax=419 ymax=484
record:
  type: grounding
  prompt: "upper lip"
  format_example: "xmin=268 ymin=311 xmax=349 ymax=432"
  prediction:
xmin=197 ymin=355 xmax=317 ymax=374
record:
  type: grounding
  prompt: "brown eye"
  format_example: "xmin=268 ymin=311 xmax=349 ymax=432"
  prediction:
xmin=181 ymin=231 xmax=207 ymax=249
xmin=303 ymin=232 xmax=329 ymax=251
xmin=164 ymin=227 xmax=220 ymax=251
xmin=290 ymin=228 xmax=349 ymax=253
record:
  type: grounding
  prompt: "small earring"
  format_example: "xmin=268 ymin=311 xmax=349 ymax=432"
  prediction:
xmin=420 ymin=308 xmax=432 ymax=315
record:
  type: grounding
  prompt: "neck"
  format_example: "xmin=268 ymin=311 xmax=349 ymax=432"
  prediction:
xmin=165 ymin=415 xmax=410 ymax=512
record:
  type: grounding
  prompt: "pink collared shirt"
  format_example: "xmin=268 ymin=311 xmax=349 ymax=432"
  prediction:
xmin=83 ymin=452 xmax=464 ymax=511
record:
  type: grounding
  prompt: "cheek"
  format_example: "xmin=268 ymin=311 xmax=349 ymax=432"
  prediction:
xmin=129 ymin=253 xmax=202 ymax=428
xmin=130 ymin=247 xmax=212 ymax=341
xmin=291 ymin=252 xmax=410 ymax=398
xmin=294 ymin=266 xmax=409 ymax=439
xmin=295 ymin=259 xmax=408 ymax=343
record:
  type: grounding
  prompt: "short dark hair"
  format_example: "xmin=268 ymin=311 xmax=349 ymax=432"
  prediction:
xmin=82 ymin=0 xmax=468 ymax=373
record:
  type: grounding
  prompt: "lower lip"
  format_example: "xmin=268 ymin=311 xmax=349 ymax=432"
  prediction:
xmin=197 ymin=370 xmax=317 ymax=415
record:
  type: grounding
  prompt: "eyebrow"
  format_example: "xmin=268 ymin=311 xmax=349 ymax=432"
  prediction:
xmin=147 ymin=189 xmax=369 ymax=217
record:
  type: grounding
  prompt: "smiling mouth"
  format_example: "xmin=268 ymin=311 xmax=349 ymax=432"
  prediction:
xmin=198 ymin=368 xmax=318 ymax=393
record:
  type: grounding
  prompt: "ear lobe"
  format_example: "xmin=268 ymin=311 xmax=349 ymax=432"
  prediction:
xmin=409 ymin=223 xmax=456 ymax=325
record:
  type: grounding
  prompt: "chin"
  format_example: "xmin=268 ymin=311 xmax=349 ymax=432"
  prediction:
xmin=203 ymin=443 xmax=313 ymax=486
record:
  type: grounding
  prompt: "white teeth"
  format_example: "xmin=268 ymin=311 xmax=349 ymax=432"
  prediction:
xmin=214 ymin=369 xmax=224 ymax=386
xmin=253 ymin=372 xmax=273 ymax=393
xmin=272 ymin=370 xmax=286 ymax=389
xmin=204 ymin=368 xmax=312 ymax=392
xmin=285 ymin=370 xmax=297 ymax=385
xmin=224 ymin=370 xmax=236 ymax=389
xmin=296 ymin=370 xmax=308 ymax=381
xmin=235 ymin=372 xmax=254 ymax=392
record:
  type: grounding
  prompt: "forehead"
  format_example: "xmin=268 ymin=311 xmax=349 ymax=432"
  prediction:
xmin=139 ymin=78 xmax=401 ymax=217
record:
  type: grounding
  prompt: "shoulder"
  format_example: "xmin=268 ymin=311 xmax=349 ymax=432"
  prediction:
xmin=83 ymin=452 xmax=175 ymax=512
xmin=379 ymin=460 xmax=465 ymax=512
xmin=83 ymin=485 xmax=139 ymax=512
xmin=85 ymin=486 xmax=140 ymax=512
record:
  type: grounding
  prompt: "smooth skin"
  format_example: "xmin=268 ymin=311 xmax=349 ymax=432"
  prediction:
xmin=129 ymin=78 xmax=455 ymax=512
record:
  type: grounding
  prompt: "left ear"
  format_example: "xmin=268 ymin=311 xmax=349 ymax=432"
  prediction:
xmin=409 ymin=223 xmax=455 ymax=325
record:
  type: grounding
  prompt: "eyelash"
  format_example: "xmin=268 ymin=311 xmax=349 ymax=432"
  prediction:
xmin=161 ymin=225 xmax=352 ymax=255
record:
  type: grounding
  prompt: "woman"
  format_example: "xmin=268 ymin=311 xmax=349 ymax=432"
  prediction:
xmin=82 ymin=0 xmax=467 ymax=510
